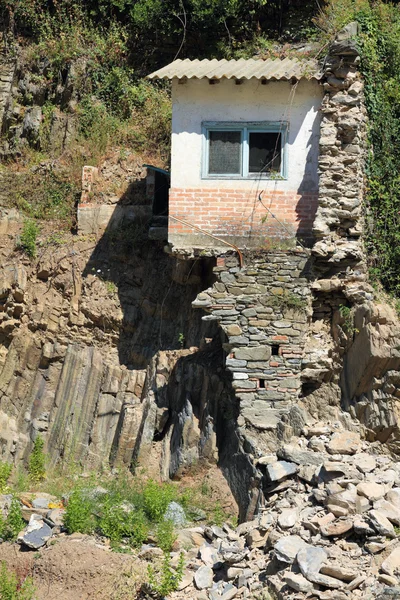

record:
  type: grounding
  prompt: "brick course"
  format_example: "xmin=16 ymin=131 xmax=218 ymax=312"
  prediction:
xmin=168 ymin=188 xmax=318 ymax=243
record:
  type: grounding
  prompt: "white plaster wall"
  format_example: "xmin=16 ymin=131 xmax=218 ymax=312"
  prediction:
xmin=170 ymin=78 xmax=323 ymax=192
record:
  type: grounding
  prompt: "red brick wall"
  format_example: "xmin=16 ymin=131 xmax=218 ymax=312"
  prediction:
xmin=168 ymin=188 xmax=318 ymax=242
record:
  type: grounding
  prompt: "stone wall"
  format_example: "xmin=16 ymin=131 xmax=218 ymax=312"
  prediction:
xmin=191 ymin=249 xmax=314 ymax=514
xmin=312 ymin=22 xmax=367 ymax=278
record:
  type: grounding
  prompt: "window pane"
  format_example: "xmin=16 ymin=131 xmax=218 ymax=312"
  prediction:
xmin=249 ymin=132 xmax=281 ymax=174
xmin=209 ymin=130 xmax=241 ymax=175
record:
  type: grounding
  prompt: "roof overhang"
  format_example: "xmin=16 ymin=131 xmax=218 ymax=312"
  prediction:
xmin=147 ymin=58 xmax=322 ymax=82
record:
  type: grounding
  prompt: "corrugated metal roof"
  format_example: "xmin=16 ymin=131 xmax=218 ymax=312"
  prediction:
xmin=147 ymin=58 xmax=322 ymax=81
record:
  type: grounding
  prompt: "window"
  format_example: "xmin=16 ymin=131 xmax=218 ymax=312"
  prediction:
xmin=202 ymin=122 xmax=288 ymax=179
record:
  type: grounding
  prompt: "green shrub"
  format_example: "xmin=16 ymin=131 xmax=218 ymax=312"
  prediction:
xmin=63 ymin=489 xmax=96 ymax=534
xmin=98 ymin=496 xmax=148 ymax=548
xmin=147 ymin=551 xmax=184 ymax=598
xmin=0 ymin=462 xmax=12 ymax=493
xmin=1 ymin=498 xmax=25 ymax=541
xmin=156 ymin=519 xmax=176 ymax=553
xmin=28 ymin=436 xmax=46 ymax=483
xmin=143 ymin=480 xmax=177 ymax=522
xmin=0 ymin=561 xmax=36 ymax=600
xmin=18 ymin=220 xmax=39 ymax=258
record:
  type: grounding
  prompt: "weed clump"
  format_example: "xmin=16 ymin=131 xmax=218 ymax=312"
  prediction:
xmin=28 ymin=436 xmax=46 ymax=483
xmin=156 ymin=519 xmax=176 ymax=553
xmin=63 ymin=489 xmax=96 ymax=535
xmin=147 ymin=551 xmax=185 ymax=598
xmin=98 ymin=495 xmax=148 ymax=548
xmin=142 ymin=480 xmax=177 ymax=522
xmin=0 ymin=561 xmax=35 ymax=600
xmin=0 ymin=497 xmax=25 ymax=541
xmin=18 ymin=220 xmax=39 ymax=258
xmin=0 ymin=462 xmax=12 ymax=493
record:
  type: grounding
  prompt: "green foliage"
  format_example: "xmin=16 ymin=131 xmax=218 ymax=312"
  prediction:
xmin=357 ymin=4 xmax=400 ymax=297
xmin=147 ymin=551 xmax=185 ymax=598
xmin=8 ymin=170 xmax=78 ymax=224
xmin=0 ymin=562 xmax=36 ymax=600
xmin=0 ymin=498 xmax=25 ymax=541
xmin=6 ymin=0 xmax=318 ymax=65
xmin=0 ymin=462 xmax=12 ymax=493
xmin=156 ymin=519 xmax=177 ymax=553
xmin=142 ymin=480 xmax=177 ymax=522
xmin=18 ymin=220 xmax=39 ymax=258
xmin=28 ymin=436 xmax=46 ymax=483
xmin=211 ymin=501 xmax=226 ymax=527
xmin=177 ymin=332 xmax=185 ymax=348
xmin=98 ymin=495 xmax=148 ymax=548
xmin=63 ymin=489 xmax=96 ymax=534
xmin=338 ymin=304 xmax=359 ymax=336
xmin=268 ymin=290 xmax=306 ymax=311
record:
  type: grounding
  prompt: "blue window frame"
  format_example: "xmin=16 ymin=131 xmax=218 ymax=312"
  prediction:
xmin=202 ymin=121 xmax=288 ymax=180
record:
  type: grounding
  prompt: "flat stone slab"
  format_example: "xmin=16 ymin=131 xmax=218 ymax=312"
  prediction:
xmin=278 ymin=509 xmax=298 ymax=529
xmin=284 ymin=573 xmax=314 ymax=593
xmin=297 ymin=546 xmax=327 ymax=578
xmin=266 ymin=461 xmax=298 ymax=483
xmin=277 ymin=444 xmax=325 ymax=466
xmin=274 ymin=535 xmax=308 ymax=564
xmin=18 ymin=514 xmax=52 ymax=549
xmin=354 ymin=453 xmax=377 ymax=474
xmin=327 ymin=431 xmax=360 ymax=455
xmin=194 ymin=565 xmax=214 ymax=590
xmin=357 ymin=481 xmax=386 ymax=502
xmin=320 ymin=519 xmax=353 ymax=537
xmin=321 ymin=564 xmax=357 ymax=582
xmin=369 ymin=509 xmax=396 ymax=538
xmin=381 ymin=547 xmax=400 ymax=576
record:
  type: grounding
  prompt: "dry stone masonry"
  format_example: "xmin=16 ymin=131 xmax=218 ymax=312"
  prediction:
xmin=312 ymin=21 xmax=368 ymax=278
xmin=192 ymin=250 xmax=314 ymax=515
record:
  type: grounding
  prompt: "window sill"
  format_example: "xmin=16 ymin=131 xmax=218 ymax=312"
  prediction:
xmin=201 ymin=175 xmax=287 ymax=181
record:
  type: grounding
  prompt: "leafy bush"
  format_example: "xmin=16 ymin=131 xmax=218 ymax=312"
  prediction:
xmin=28 ymin=436 xmax=46 ymax=483
xmin=147 ymin=551 xmax=185 ymax=598
xmin=98 ymin=496 xmax=148 ymax=548
xmin=18 ymin=220 xmax=39 ymax=258
xmin=0 ymin=498 xmax=25 ymax=541
xmin=143 ymin=480 xmax=177 ymax=522
xmin=8 ymin=171 xmax=78 ymax=224
xmin=0 ymin=462 xmax=12 ymax=493
xmin=156 ymin=519 xmax=176 ymax=553
xmin=0 ymin=562 xmax=35 ymax=600
xmin=63 ymin=489 xmax=96 ymax=534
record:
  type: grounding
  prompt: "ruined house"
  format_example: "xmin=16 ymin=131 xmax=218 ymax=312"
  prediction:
xmin=147 ymin=57 xmax=323 ymax=249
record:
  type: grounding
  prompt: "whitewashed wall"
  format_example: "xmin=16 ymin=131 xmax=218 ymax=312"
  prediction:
xmin=170 ymin=78 xmax=323 ymax=193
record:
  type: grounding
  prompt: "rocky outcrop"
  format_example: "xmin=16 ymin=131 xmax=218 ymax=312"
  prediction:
xmin=0 ymin=57 xmax=15 ymax=134
xmin=0 ymin=230 xmax=220 ymax=472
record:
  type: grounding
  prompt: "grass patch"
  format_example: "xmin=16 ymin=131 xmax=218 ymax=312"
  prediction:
xmin=17 ymin=219 xmax=39 ymax=258
xmin=0 ymin=497 xmax=25 ymax=542
xmin=0 ymin=562 xmax=35 ymax=600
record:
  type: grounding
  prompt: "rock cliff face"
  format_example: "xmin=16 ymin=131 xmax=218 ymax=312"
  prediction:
xmin=1 ymin=24 xmax=400 ymax=527
xmin=0 ymin=229 xmax=220 ymax=472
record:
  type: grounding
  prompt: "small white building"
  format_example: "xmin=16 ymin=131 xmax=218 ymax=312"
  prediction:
xmin=148 ymin=58 xmax=323 ymax=250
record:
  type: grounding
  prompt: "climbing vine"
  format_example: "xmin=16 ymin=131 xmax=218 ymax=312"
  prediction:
xmin=356 ymin=3 xmax=400 ymax=296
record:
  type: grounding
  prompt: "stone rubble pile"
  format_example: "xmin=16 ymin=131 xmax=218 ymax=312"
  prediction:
xmin=170 ymin=423 xmax=400 ymax=600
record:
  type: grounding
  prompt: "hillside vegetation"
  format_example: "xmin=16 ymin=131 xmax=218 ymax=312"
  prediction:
xmin=1 ymin=0 xmax=400 ymax=297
